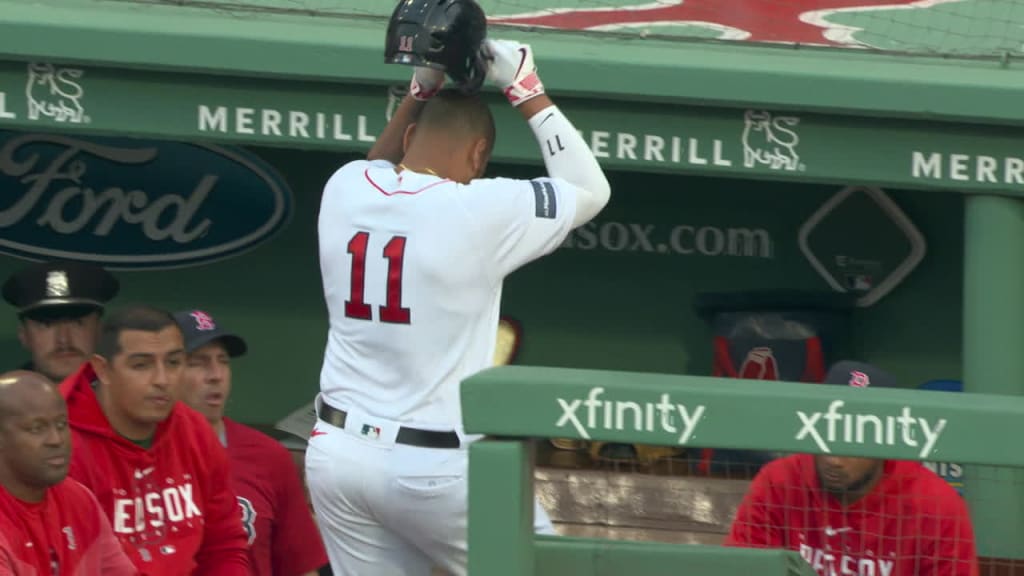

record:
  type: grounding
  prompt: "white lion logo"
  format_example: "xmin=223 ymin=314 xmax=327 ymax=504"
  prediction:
xmin=742 ymin=110 xmax=800 ymax=171
xmin=25 ymin=62 xmax=87 ymax=124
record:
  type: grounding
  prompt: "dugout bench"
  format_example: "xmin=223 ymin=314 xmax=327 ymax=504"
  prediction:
xmin=461 ymin=365 xmax=1024 ymax=576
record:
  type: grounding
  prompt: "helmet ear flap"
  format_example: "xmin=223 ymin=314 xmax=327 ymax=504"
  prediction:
xmin=428 ymin=31 xmax=446 ymax=54
xmin=456 ymin=46 xmax=489 ymax=95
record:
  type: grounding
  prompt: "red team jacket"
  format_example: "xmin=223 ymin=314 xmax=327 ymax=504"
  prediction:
xmin=725 ymin=454 xmax=978 ymax=576
xmin=0 ymin=479 xmax=137 ymax=575
xmin=60 ymin=364 xmax=249 ymax=576
xmin=223 ymin=418 xmax=328 ymax=576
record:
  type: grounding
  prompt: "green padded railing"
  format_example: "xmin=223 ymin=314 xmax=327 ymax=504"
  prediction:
xmin=534 ymin=536 xmax=813 ymax=576
xmin=461 ymin=365 xmax=1024 ymax=575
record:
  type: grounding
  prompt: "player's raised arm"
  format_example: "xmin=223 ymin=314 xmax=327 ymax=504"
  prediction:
xmin=366 ymin=66 xmax=446 ymax=164
xmin=484 ymin=39 xmax=611 ymax=227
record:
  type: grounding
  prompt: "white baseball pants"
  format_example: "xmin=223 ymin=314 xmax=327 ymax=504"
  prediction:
xmin=305 ymin=408 xmax=555 ymax=576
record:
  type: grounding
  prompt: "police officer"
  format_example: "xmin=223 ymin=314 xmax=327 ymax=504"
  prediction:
xmin=2 ymin=260 xmax=119 ymax=382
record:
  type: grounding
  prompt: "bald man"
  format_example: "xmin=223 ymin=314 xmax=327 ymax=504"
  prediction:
xmin=0 ymin=370 xmax=136 ymax=575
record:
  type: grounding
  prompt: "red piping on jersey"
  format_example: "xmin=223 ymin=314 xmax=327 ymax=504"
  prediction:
xmin=365 ymin=169 xmax=452 ymax=196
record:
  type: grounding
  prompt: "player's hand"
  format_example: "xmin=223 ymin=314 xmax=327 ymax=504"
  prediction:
xmin=483 ymin=39 xmax=546 ymax=107
xmin=409 ymin=65 xmax=445 ymax=101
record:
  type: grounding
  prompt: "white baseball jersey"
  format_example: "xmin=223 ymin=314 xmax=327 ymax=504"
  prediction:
xmin=317 ymin=159 xmax=579 ymax=428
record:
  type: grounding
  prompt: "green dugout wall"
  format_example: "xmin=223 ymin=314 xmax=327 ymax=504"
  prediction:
xmin=1 ymin=0 xmax=1023 ymax=561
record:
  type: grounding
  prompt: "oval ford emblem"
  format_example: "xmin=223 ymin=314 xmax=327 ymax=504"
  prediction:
xmin=0 ymin=131 xmax=293 ymax=269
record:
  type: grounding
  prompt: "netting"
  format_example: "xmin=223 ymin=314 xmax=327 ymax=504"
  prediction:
xmin=126 ymin=0 xmax=1024 ymax=60
xmin=460 ymin=364 xmax=1024 ymax=576
xmin=537 ymin=443 xmax=1022 ymax=575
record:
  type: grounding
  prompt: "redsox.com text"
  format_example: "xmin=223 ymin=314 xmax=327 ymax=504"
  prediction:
xmin=560 ymin=220 xmax=774 ymax=258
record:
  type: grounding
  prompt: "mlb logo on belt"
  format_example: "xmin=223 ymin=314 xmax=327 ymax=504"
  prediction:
xmin=361 ymin=424 xmax=382 ymax=439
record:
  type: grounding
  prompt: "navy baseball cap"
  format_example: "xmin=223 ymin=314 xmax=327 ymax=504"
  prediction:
xmin=173 ymin=309 xmax=247 ymax=358
xmin=823 ymin=360 xmax=898 ymax=389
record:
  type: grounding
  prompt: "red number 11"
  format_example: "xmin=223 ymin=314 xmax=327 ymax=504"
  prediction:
xmin=344 ymin=231 xmax=411 ymax=324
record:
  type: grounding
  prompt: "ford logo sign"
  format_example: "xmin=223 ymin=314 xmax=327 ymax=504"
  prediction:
xmin=0 ymin=131 xmax=293 ymax=269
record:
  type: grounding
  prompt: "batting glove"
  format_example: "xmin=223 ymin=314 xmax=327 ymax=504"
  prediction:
xmin=483 ymin=39 xmax=546 ymax=107
xmin=409 ymin=66 xmax=445 ymax=101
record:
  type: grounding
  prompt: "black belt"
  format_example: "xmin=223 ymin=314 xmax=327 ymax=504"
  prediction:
xmin=316 ymin=398 xmax=461 ymax=449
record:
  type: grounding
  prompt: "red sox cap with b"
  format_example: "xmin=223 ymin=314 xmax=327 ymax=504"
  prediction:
xmin=172 ymin=309 xmax=248 ymax=358
xmin=823 ymin=360 xmax=899 ymax=389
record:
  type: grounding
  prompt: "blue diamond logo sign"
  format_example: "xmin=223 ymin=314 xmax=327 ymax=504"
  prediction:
xmin=798 ymin=186 xmax=926 ymax=307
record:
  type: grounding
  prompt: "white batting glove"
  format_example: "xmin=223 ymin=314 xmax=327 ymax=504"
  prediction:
xmin=483 ymin=39 xmax=546 ymax=107
xmin=409 ymin=66 xmax=445 ymax=101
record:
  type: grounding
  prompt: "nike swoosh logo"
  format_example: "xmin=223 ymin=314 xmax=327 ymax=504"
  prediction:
xmin=538 ymin=112 xmax=555 ymax=126
xmin=513 ymin=47 xmax=529 ymax=81
xmin=824 ymin=526 xmax=852 ymax=536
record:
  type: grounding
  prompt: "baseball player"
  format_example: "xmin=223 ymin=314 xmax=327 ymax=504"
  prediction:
xmin=725 ymin=361 xmax=978 ymax=576
xmin=173 ymin=308 xmax=330 ymax=576
xmin=0 ymin=370 xmax=137 ymax=575
xmin=3 ymin=260 xmax=119 ymax=382
xmin=59 ymin=305 xmax=250 ymax=575
xmin=304 ymin=6 xmax=610 ymax=575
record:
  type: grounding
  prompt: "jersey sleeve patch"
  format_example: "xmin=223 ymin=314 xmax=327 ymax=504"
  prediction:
xmin=531 ymin=180 xmax=557 ymax=219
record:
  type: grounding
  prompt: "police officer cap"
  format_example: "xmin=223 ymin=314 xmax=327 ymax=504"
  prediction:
xmin=2 ymin=260 xmax=119 ymax=320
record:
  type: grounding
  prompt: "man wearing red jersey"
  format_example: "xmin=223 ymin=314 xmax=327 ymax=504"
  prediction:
xmin=59 ymin=305 xmax=249 ymax=576
xmin=725 ymin=361 xmax=978 ymax=576
xmin=173 ymin=308 xmax=329 ymax=576
xmin=0 ymin=370 xmax=136 ymax=575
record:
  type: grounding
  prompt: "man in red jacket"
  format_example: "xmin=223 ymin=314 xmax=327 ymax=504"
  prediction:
xmin=724 ymin=360 xmax=978 ymax=576
xmin=59 ymin=304 xmax=249 ymax=576
xmin=0 ymin=369 xmax=137 ymax=575
xmin=173 ymin=308 xmax=329 ymax=576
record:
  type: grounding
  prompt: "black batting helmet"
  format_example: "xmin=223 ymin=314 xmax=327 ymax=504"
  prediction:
xmin=385 ymin=0 xmax=488 ymax=94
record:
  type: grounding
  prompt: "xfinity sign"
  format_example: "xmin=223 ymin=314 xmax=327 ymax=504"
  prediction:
xmin=555 ymin=387 xmax=705 ymax=444
xmin=796 ymin=400 xmax=947 ymax=459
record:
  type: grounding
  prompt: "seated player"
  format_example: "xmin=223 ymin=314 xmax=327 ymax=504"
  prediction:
xmin=60 ymin=305 xmax=250 ymax=575
xmin=724 ymin=360 xmax=978 ymax=576
xmin=174 ymin=308 xmax=329 ymax=576
xmin=0 ymin=370 xmax=137 ymax=575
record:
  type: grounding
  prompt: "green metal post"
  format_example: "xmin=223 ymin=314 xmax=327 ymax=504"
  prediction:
xmin=962 ymin=195 xmax=1024 ymax=558
xmin=467 ymin=438 xmax=536 ymax=576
